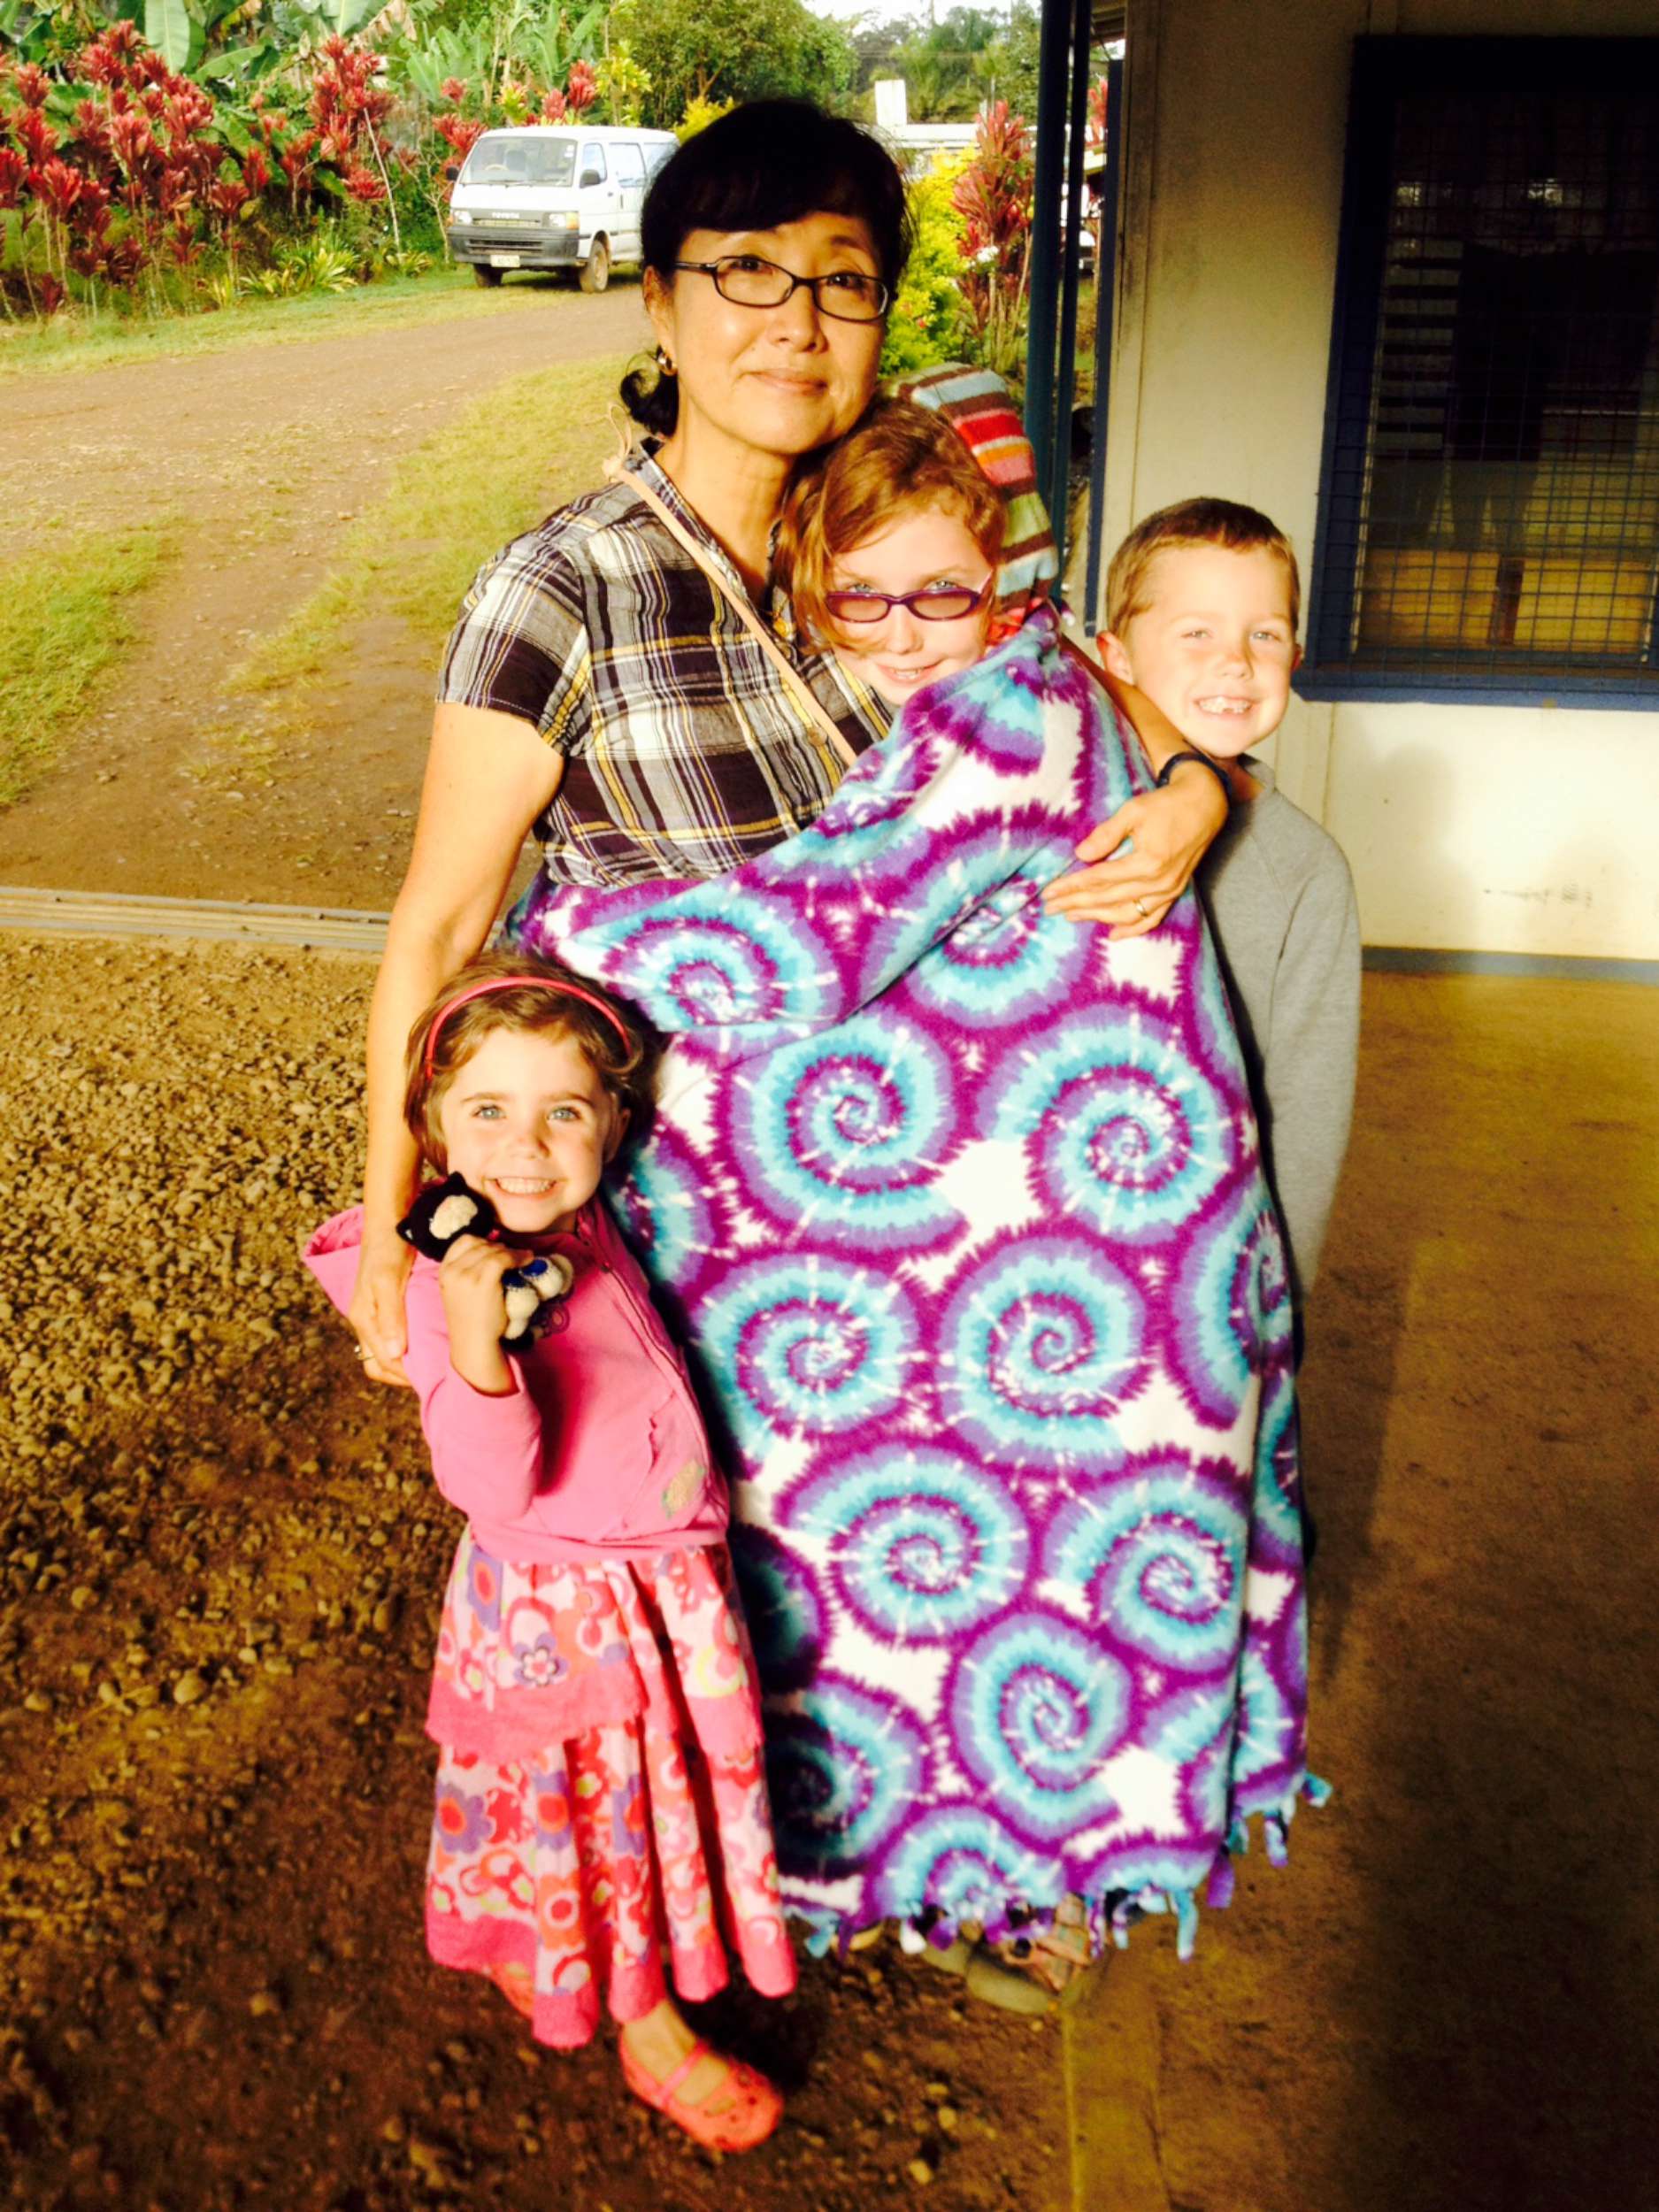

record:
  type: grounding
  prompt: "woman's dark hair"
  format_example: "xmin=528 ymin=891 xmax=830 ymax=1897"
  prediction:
xmin=620 ymin=100 xmax=910 ymax=437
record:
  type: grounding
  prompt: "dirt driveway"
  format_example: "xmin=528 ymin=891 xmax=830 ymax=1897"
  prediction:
xmin=0 ymin=282 xmax=650 ymax=910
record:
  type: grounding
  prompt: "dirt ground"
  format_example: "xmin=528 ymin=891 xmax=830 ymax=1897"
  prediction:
xmin=0 ymin=280 xmax=651 ymax=910
xmin=3 ymin=292 xmax=1655 ymax=2212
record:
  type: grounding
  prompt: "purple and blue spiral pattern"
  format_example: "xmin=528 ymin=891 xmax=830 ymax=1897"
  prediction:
xmin=728 ymin=1014 xmax=964 ymax=1249
xmin=950 ymin=1611 xmax=1132 ymax=1839
xmin=876 ymin=1806 xmax=1055 ymax=1928
xmin=513 ymin=607 xmax=1311 ymax=1942
xmin=901 ymin=857 xmax=1090 ymax=1032
xmin=1168 ymin=1180 xmax=1294 ymax=1426
xmin=941 ymin=1233 xmax=1148 ymax=1471
xmin=988 ymin=1010 xmax=1233 ymax=1245
xmin=793 ymin=1448 xmax=1030 ymax=1640
xmin=565 ymin=886 xmax=819 ymax=1029
xmin=611 ymin=1124 xmax=720 ymax=1291
xmin=728 ymin=1525 xmax=826 ymax=1694
xmin=1251 ymin=1364 xmax=1302 ymax=1558
xmin=1046 ymin=1466 xmax=1245 ymax=1670
xmin=766 ymin=1678 xmax=926 ymax=1876
xmin=699 ymin=1254 xmax=919 ymax=1448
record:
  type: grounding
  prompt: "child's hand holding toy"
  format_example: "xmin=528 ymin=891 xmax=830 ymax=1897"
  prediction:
xmin=396 ymin=1174 xmax=575 ymax=1389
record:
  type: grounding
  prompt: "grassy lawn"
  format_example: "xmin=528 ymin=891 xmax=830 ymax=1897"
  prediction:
xmin=0 ymin=527 xmax=169 ymax=805
xmin=0 ymin=265 xmax=568 ymax=382
xmin=227 ymin=350 xmax=628 ymax=702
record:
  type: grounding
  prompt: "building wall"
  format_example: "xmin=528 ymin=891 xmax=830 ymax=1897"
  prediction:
xmin=1104 ymin=0 xmax=1659 ymax=960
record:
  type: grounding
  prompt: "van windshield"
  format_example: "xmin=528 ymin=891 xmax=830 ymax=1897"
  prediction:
xmin=460 ymin=134 xmax=577 ymax=188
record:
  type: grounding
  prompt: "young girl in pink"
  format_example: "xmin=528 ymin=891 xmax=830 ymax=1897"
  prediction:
xmin=305 ymin=953 xmax=794 ymax=2151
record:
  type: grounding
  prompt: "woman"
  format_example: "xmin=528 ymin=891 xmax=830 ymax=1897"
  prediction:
xmin=350 ymin=99 xmax=1225 ymax=1386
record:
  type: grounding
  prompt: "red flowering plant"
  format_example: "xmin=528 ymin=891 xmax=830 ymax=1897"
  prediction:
xmin=952 ymin=101 xmax=1034 ymax=383
xmin=0 ymin=21 xmax=419 ymax=319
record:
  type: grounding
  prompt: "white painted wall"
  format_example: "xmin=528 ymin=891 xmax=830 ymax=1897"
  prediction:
xmin=1105 ymin=0 xmax=1659 ymax=959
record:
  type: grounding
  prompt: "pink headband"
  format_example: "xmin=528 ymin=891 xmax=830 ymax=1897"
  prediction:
xmin=423 ymin=974 xmax=634 ymax=1079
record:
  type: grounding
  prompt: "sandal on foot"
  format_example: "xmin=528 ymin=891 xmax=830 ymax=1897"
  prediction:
xmin=969 ymin=1896 xmax=1100 ymax=2016
xmin=487 ymin=1962 xmax=535 ymax=2021
xmin=619 ymin=2035 xmax=782 ymax=2153
xmin=964 ymin=1943 xmax=1058 ymax=2016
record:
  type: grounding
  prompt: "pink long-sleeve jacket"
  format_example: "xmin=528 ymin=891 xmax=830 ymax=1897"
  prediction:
xmin=303 ymin=1201 xmax=727 ymax=1563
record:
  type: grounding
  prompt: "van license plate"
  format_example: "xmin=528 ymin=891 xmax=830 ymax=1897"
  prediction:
xmin=488 ymin=253 xmax=521 ymax=268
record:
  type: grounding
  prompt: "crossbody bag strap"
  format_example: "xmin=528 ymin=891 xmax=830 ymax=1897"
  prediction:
xmin=620 ymin=465 xmax=861 ymax=775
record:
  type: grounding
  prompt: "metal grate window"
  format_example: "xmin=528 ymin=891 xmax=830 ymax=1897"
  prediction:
xmin=1304 ymin=39 xmax=1659 ymax=703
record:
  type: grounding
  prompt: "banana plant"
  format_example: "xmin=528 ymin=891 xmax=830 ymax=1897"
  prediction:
xmin=393 ymin=17 xmax=495 ymax=105
xmin=280 ymin=0 xmax=386 ymax=38
xmin=197 ymin=40 xmax=288 ymax=83
xmin=140 ymin=0 xmax=257 ymax=73
xmin=511 ymin=0 xmax=607 ymax=95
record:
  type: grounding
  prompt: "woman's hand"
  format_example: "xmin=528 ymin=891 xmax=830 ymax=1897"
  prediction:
xmin=1041 ymin=657 xmax=1231 ymax=936
xmin=1041 ymin=760 xmax=1229 ymax=937
xmin=348 ymin=1219 xmax=414 ymax=1389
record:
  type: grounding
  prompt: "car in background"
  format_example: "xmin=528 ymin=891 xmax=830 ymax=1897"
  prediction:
xmin=446 ymin=125 xmax=678 ymax=294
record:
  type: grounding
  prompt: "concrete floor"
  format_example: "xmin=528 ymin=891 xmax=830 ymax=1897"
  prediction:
xmin=1064 ymin=972 xmax=1659 ymax=2212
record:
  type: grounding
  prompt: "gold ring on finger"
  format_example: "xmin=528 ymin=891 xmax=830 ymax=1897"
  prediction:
xmin=1133 ymin=896 xmax=1151 ymax=919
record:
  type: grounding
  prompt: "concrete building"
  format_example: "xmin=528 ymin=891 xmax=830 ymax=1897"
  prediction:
xmin=1086 ymin=1 xmax=1657 ymax=971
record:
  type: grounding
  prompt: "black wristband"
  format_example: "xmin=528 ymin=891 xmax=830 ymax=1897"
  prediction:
xmin=1156 ymin=749 xmax=1233 ymax=807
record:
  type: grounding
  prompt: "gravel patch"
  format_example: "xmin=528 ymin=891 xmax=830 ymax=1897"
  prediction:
xmin=0 ymin=934 xmax=1068 ymax=2212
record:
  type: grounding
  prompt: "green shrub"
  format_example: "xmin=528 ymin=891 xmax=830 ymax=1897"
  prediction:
xmin=879 ymin=155 xmax=969 ymax=381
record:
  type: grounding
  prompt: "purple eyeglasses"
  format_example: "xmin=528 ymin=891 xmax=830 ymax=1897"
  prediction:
xmin=824 ymin=579 xmax=992 ymax=625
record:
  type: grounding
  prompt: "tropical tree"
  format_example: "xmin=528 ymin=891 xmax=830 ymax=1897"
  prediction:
xmin=615 ymin=0 xmax=855 ymax=131
xmin=884 ymin=8 xmax=1003 ymax=123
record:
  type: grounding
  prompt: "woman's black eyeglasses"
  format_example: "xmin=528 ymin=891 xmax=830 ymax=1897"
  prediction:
xmin=824 ymin=580 xmax=992 ymax=625
xmin=672 ymin=255 xmax=888 ymax=325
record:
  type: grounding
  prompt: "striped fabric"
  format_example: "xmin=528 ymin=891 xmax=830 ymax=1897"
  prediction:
xmin=437 ymin=448 xmax=883 ymax=888
xmin=889 ymin=363 xmax=1060 ymax=635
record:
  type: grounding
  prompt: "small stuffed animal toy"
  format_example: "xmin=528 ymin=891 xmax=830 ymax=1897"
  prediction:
xmin=396 ymin=1173 xmax=575 ymax=1345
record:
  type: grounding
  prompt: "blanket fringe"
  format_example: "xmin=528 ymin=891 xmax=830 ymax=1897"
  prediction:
xmin=798 ymin=1772 xmax=1333 ymax=1966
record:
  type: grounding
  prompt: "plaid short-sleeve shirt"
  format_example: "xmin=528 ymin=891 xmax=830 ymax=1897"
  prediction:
xmin=437 ymin=448 xmax=886 ymax=888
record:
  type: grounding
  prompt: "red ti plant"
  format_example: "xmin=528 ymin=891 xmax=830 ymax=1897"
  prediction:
xmin=1087 ymin=73 xmax=1109 ymax=151
xmin=953 ymin=102 xmax=1034 ymax=381
xmin=308 ymin=34 xmax=400 ymax=245
xmin=565 ymin=60 xmax=597 ymax=115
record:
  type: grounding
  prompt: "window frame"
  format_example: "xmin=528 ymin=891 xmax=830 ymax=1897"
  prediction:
xmin=1299 ymin=35 xmax=1659 ymax=711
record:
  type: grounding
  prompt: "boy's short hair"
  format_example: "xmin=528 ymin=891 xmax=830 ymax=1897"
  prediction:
xmin=1106 ymin=497 xmax=1301 ymax=637
xmin=778 ymin=396 xmax=1006 ymax=649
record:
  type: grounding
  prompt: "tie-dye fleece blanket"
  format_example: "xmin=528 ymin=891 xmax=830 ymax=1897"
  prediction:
xmin=510 ymin=605 xmax=1319 ymax=1957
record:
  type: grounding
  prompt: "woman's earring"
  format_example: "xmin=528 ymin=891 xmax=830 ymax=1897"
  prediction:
xmin=656 ymin=345 xmax=676 ymax=377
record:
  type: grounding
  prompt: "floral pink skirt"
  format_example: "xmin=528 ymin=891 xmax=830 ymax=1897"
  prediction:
xmin=423 ymin=1531 xmax=796 ymax=2049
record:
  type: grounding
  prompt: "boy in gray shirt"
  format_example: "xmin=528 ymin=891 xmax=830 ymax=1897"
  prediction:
xmin=1099 ymin=498 xmax=1360 ymax=1312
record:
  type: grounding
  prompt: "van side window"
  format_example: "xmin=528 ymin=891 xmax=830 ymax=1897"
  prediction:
xmin=612 ymin=142 xmax=644 ymax=188
xmin=578 ymin=146 xmax=607 ymax=187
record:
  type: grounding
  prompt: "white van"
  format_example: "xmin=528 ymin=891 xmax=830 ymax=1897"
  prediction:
xmin=446 ymin=125 xmax=679 ymax=294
